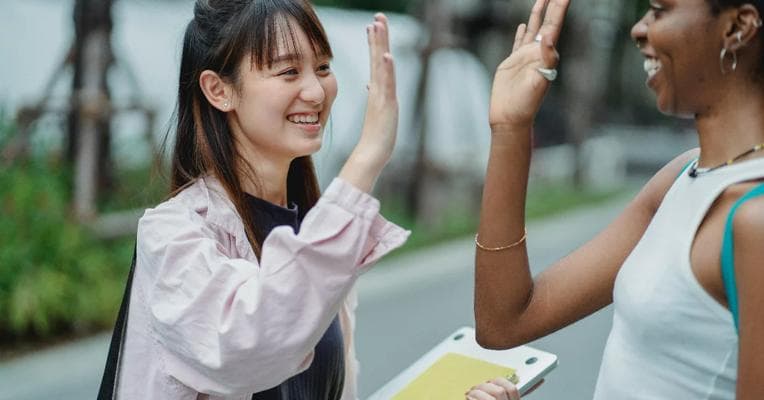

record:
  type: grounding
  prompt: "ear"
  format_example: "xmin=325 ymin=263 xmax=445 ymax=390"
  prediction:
xmin=723 ymin=4 xmax=763 ymax=52
xmin=199 ymin=70 xmax=235 ymax=112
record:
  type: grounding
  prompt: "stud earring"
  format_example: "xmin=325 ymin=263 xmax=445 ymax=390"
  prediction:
xmin=223 ymin=101 xmax=230 ymax=110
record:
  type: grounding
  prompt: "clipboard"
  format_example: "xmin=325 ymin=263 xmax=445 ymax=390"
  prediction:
xmin=367 ymin=326 xmax=558 ymax=399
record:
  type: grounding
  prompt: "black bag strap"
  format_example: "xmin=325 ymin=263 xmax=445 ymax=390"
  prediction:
xmin=98 ymin=245 xmax=137 ymax=400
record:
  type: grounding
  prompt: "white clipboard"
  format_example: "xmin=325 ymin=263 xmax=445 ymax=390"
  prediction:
xmin=367 ymin=326 xmax=558 ymax=399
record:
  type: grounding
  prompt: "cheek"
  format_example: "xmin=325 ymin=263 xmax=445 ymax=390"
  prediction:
xmin=324 ymin=77 xmax=338 ymax=108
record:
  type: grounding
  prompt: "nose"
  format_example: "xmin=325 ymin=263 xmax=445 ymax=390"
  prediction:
xmin=631 ymin=13 xmax=649 ymax=48
xmin=300 ymin=72 xmax=325 ymax=105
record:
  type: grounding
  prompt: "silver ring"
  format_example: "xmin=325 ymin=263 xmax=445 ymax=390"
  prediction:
xmin=534 ymin=33 xmax=543 ymax=43
xmin=536 ymin=67 xmax=557 ymax=81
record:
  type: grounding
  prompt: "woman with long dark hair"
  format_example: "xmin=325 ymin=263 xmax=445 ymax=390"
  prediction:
xmin=114 ymin=1 xmax=407 ymax=398
xmin=469 ymin=0 xmax=764 ymax=399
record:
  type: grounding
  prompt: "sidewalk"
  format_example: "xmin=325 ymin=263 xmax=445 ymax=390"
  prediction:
xmin=0 ymin=192 xmax=633 ymax=400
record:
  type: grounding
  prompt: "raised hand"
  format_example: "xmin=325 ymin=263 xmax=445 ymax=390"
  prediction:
xmin=489 ymin=0 xmax=570 ymax=130
xmin=340 ymin=13 xmax=398 ymax=192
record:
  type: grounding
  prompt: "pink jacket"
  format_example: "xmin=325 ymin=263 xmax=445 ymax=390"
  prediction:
xmin=116 ymin=176 xmax=409 ymax=399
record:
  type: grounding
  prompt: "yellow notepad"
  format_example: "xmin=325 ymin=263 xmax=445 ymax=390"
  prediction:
xmin=392 ymin=352 xmax=517 ymax=400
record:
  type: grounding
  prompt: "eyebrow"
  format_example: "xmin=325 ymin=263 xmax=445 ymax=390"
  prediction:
xmin=271 ymin=53 xmax=302 ymax=65
xmin=271 ymin=51 xmax=333 ymax=65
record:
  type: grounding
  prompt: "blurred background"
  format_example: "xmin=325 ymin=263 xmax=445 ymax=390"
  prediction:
xmin=0 ymin=0 xmax=699 ymax=399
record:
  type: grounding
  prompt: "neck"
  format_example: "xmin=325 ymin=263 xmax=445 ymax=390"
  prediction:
xmin=695 ymin=79 xmax=764 ymax=167
xmin=236 ymin=147 xmax=291 ymax=207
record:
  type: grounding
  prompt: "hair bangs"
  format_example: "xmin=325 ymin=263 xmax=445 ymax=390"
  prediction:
xmin=246 ymin=0 xmax=333 ymax=70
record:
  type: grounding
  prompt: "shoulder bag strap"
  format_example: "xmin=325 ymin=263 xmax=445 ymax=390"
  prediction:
xmin=98 ymin=245 xmax=137 ymax=399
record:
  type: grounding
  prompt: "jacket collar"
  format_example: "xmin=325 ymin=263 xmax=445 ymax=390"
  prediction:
xmin=191 ymin=175 xmax=257 ymax=260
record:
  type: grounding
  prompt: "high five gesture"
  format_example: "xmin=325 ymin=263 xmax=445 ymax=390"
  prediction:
xmin=489 ymin=0 xmax=570 ymax=130
xmin=340 ymin=13 xmax=399 ymax=192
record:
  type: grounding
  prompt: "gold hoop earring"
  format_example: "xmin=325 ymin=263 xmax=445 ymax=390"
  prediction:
xmin=720 ymin=47 xmax=738 ymax=75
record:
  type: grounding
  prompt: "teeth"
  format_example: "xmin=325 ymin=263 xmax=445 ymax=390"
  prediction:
xmin=288 ymin=113 xmax=319 ymax=124
xmin=643 ymin=58 xmax=661 ymax=78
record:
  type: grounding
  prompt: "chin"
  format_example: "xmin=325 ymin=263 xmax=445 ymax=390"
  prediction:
xmin=297 ymin=140 xmax=323 ymax=157
xmin=655 ymin=94 xmax=694 ymax=119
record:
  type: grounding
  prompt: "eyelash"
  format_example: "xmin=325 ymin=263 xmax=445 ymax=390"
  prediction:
xmin=649 ymin=4 xmax=664 ymax=17
xmin=278 ymin=64 xmax=332 ymax=77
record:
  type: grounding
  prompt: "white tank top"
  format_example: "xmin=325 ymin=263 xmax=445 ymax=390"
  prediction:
xmin=593 ymin=157 xmax=764 ymax=400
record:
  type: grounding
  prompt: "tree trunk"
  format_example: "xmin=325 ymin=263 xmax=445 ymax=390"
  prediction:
xmin=70 ymin=0 xmax=114 ymax=219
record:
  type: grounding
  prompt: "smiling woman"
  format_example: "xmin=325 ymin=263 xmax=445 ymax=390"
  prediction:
xmin=471 ymin=0 xmax=764 ymax=399
xmin=102 ymin=1 xmax=410 ymax=399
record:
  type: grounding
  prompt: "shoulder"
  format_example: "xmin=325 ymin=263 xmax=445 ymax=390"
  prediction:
xmin=633 ymin=148 xmax=699 ymax=213
xmin=138 ymin=180 xmax=213 ymax=244
xmin=732 ymin=192 xmax=764 ymax=248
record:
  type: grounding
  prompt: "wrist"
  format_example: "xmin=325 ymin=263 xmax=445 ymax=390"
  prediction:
xmin=339 ymin=152 xmax=386 ymax=193
xmin=491 ymin=122 xmax=532 ymax=134
xmin=490 ymin=124 xmax=532 ymax=146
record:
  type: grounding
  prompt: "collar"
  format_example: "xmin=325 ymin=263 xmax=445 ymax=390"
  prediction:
xmin=186 ymin=175 xmax=257 ymax=260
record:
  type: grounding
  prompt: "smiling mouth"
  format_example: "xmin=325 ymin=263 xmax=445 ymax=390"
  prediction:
xmin=287 ymin=113 xmax=320 ymax=125
xmin=644 ymin=57 xmax=662 ymax=79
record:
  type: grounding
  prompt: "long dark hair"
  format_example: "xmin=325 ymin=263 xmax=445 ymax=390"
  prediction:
xmin=172 ymin=0 xmax=332 ymax=257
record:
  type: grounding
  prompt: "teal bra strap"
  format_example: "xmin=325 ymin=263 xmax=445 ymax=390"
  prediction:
xmin=721 ymin=183 xmax=764 ymax=333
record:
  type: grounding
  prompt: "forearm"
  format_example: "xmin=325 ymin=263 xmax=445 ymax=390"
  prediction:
xmin=474 ymin=0 xmax=570 ymax=348
xmin=474 ymin=124 xmax=535 ymax=348
xmin=338 ymin=150 xmax=386 ymax=193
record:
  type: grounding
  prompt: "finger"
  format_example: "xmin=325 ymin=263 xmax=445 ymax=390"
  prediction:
xmin=372 ymin=21 xmax=386 ymax=81
xmin=472 ymin=382 xmax=508 ymax=399
xmin=374 ymin=13 xmax=391 ymax=54
xmin=382 ymin=52 xmax=396 ymax=98
xmin=513 ymin=23 xmax=527 ymax=53
xmin=540 ymin=35 xmax=560 ymax=68
xmin=367 ymin=23 xmax=377 ymax=81
xmin=523 ymin=0 xmax=549 ymax=44
xmin=538 ymin=0 xmax=570 ymax=46
xmin=490 ymin=378 xmax=521 ymax=400
xmin=367 ymin=17 xmax=395 ymax=97
xmin=465 ymin=390 xmax=498 ymax=400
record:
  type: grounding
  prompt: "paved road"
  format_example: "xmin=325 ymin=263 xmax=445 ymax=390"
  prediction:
xmin=354 ymin=196 xmax=627 ymax=399
xmin=0 ymin=194 xmax=631 ymax=400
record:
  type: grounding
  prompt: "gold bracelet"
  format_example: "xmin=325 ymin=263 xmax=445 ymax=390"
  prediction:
xmin=475 ymin=229 xmax=527 ymax=252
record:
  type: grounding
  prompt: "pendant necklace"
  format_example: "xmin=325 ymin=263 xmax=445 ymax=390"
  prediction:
xmin=688 ymin=143 xmax=764 ymax=178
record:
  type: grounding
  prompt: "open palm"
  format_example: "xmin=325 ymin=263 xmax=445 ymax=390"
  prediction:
xmin=489 ymin=0 xmax=570 ymax=130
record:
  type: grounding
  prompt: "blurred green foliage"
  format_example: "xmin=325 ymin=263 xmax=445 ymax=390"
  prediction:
xmin=313 ymin=0 xmax=412 ymax=13
xmin=0 ymin=117 xmax=133 ymax=344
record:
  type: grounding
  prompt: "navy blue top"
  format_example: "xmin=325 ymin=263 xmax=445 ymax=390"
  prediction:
xmin=245 ymin=194 xmax=345 ymax=400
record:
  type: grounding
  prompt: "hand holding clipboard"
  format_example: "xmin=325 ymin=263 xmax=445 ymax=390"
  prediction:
xmin=368 ymin=327 xmax=557 ymax=399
